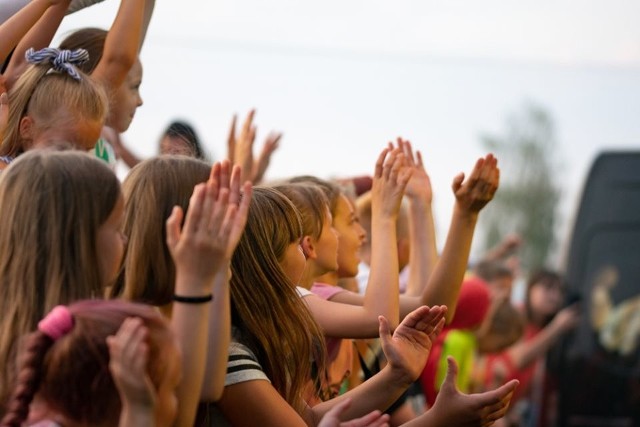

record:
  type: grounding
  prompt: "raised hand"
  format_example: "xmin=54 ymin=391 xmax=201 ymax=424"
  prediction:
xmin=394 ymin=137 xmax=432 ymax=204
xmin=380 ymin=305 xmax=447 ymax=385
xmin=107 ymin=318 xmax=156 ymax=419
xmin=166 ymin=159 xmax=252 ymax=284
xmin=227 ymin=110 xmax=282 ymax=184
xmin=318 ymin=398 xmax=390 ymax=427
xmin=371 ymin=146 xmax=413 ymax=219
xmin=429 ymin=357 xmax=518 ymax=427
xmin=452 ymin=154 xmax=500 ymax=214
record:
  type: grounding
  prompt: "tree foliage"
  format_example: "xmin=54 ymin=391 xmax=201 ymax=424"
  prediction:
xmin=480 ymin=102 xmax=561 ymax=271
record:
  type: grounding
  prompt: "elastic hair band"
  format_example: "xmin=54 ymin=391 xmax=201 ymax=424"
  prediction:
xmin=172 ymin=294 xmax=213 ymax=304
xmin=25 ymin=47 xmax=89 ymax=81
xmin=38 ymin=305 xmax=74 ymax=340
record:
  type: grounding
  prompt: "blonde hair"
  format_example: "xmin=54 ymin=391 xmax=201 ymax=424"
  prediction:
xmin=230 ymin=187 xmax=326 ymax=413
xmin=110 ymin=156 xmax=211 ymax=306
xmin=0 ymin=61 xmax=108 ymax=157
xmin=0 ymin=150 xmax=121 ymax=413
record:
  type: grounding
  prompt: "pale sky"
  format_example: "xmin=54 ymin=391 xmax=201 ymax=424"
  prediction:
xmin=54 ymin=0 xmax=640 ymax=262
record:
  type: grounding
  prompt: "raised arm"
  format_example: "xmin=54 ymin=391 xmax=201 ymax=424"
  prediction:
xmin=165 ymin=160 xmax=252 ymax=425
xmin=3 ymin=0 xmax=70 ymax=87
xmin=396 ymin=138 xmax=438 ymax=296
xmin=415 ymin=154 xmax=500 ymax=322
xmin=200 ymin=162 xmax=253 ymax=402
xmin=303 ymin=146 xmax=411 ymax=337
xmin=332 ymin=154 xmax=499 ymax=323
xmin=91 ymin=0 xmax=146 ymax=91
xmin=227 ymin=109 xmax=282 ymax=184
xmin=0 ymin=0 xmax=61 ymax=65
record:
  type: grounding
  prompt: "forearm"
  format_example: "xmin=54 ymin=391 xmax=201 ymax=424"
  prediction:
xmin=405 ymin=197 xmax=438 ymax=296
xmin=509 ymin=323 xmax=563 ymax=370
xmin=4 ymin=0 xmax=70 ymax=87
xmin=365 ymin=216 xmax=400 ymax=329
xmin=420 ymin=206 xmax=478 ymax=322
xmin=94 ymin=0 xmax=145 ymax=89
xmin=310 ymin=365 xmax=409 ymax=423
xmin=118 ymin=405 xmax=154 ymax=427
xmin=138 ymin=0 xmax=155 ymax=51
xmin=200 ymin=267 xmax=231 ymax=402
xmin=171 ymin=272 xmax=214 ymax=427
xmin=0 ymin=0 xmax=50 ymax=64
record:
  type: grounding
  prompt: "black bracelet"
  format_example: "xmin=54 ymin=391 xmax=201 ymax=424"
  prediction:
xmin=172 ymin=294 xmax=213 ymax=304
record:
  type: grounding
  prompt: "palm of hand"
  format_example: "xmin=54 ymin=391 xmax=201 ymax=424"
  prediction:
xmin=381 ymin=305 xmax=446 ymax=382
xmin=453 ymin=154 xmax=500 ymax=213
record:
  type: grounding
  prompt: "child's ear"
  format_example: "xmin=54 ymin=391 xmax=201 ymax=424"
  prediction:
xmin=300 ymin=235 xmax=316 ymax=260
xmin=19 ymin=115 xmax=34 ymax=140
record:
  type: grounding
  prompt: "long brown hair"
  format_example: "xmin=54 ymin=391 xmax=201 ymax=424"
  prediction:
xmin=0 ymin=300 xmax=173 ymax=427
xmin=230 ymin=187 xmax=326 ymax=414
xmin=0 ymin=60 xmax=107 ymax=157
xmin=272 ymin=182 xmax=330 ymax=239
xmin=0 ymin=151 xmax=121 ymax=413
xmin=111 ymin=156 xmax=211 ymax=305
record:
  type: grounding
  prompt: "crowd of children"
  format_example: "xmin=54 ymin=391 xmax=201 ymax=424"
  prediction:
xmin=0 ymin=1 xmax=581 ymax=426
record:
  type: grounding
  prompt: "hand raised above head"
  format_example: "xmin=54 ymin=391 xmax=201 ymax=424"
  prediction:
xmin=392 ymin=137 xmax=432 ymax=204
xmin=379 ymin=305 xmax=447 ymax=386
xmin=227 ymin=109 xmax=281 ymax=184
xmin=166 ymin=160 xmax=252 ymax=286
xmin=371 ymin=145 xmax=413 ymax=219
xmin=452 ymin=154 xmax=500 ymax=214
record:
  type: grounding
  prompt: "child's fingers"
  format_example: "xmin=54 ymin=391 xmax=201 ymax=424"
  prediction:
xmin=227 ymin=114 xmax=237 ymax=163
xmin=374 ymin=148 xmax=390 ymax=178
xmin=378 ymin=315 xmax=392 ymax=345
xmin=182 ymin=184 xmax=206 ymax=235
xmin=229 ymin=165 xmax=242 ymax=205
xmin=219 ymin=159 xmax=231 ymax=190
xmin=241 ymin=109 xmax=256 ymax=140
xmin=165 ymin=206 xmax=184 ymax=250
xmin=451 ymin=172 xmax=465 ymax=193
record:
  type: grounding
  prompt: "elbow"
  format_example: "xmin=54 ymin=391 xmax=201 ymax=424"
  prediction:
xmin=200 ymin=383 xmax=225 ymax=403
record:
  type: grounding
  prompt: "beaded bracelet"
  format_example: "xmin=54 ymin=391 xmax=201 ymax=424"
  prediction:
xmin=172 ymin=294 xmax=213 ymax=304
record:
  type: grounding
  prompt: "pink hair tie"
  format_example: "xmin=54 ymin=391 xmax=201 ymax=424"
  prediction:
xmin=38 ymin=305 xmax=74 ymax=340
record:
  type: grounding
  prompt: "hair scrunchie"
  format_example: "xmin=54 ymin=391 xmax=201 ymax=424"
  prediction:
xmin=38 ymin=305 xmax=74 ymax=340
xmin=25 ymin=47 xmax=89 ymax=81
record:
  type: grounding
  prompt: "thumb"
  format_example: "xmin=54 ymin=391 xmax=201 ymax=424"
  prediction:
xmin=165 ymin=206 xmax=183 ymax=250
xmin=451 ymin=172 xmax=464 ymax=193
xmin=378 ymin=315 xmax=392 ymax=345
xmin=441 ymin=356 xmax=459 ymax=392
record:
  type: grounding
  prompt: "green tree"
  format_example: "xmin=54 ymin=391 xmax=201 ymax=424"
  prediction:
xmin=480 ymin=102 xmax=561 ymax=272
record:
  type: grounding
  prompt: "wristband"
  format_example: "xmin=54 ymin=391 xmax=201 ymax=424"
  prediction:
xmin=172 ymin=294 xmax=213 ymax=304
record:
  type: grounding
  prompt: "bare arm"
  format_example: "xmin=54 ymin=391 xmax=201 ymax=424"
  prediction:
xmin=507 ymin=305 xmax=579 ymax=370
xmin=166 ymin=161 xmax=252 ymax=425
xmin=361 ymin=146 xmax=411 ymax=330
xmin=91 ymin=0 xmax=145 ymax=91
xmin=396 ymin=138 xmax=438 ymax=297
xmin=0 ymin=0 xmax=59 ymax=65
xmin=3 ymin=0 xmax=70 ymax=88
xmin=417 ymin=154 xmax=500 ymax=323
xmin=219 ymin=306 xmax=445 ymax=426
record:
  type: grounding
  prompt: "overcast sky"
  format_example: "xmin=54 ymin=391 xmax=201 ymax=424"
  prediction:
xmin=55 ymin=0 xmax=640 ymax=261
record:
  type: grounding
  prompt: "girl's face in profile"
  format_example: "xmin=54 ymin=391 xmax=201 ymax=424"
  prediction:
xmin=311 ymin=207 xmax=340 ymax=275
xmin=332 ymin=194 xmax=366 ymax=279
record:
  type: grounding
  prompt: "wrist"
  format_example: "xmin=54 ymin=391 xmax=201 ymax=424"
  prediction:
xmin=174 ymin=273 xmax=214 ymax=296
xmin=384 ymin=363 xmax=415 ymax=389
xmin=452 ymin=205 xmax=479 ymax=223
xmin=120 ymin=404 xmax=155 ymax=426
